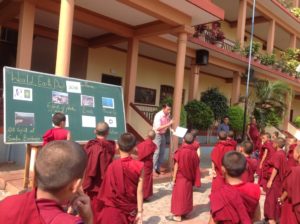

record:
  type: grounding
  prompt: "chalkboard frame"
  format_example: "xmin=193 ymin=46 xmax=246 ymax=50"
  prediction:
xmin=3 ymin=66 xmax=127 ymax=144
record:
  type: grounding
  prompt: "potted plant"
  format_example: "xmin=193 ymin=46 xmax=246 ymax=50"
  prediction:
xmin=291 ymin=7 xmax=300 ymax=18
xmin=244 ymin=41 xmax=261 ymax=59
xmin=209 ymin=22 xmax=225 ymax=47
xmin=193 ymin=24 xmax=208 ymax=39
xmin=285 ymin=59 xmax=299 ymax=76
xmin=231 ymin=41 xmax=242 ymax=54
xmin=260 ymin=53 xmax=276 ymax=68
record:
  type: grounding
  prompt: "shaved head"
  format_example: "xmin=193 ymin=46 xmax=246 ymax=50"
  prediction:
xmin=184 ymin=133 xmax=194 ymax=144
xmin=148 ymin=130 xmax=156 ymax=140
xmin=35 ymin=140 xmax=87 ymax=193
xmin=118 ymin=132 xmax=136 ymax=152
xmin=274 ymin=137 xmax=286 ymax=149
xmin=222 ymin=151 xmax=246 ymax=177
xmin=95 ymin=122 xmax=109 ymax=136
xmin=227 ymin=130 xmax=234 ymax=138
xmin=219 ymin=131 xmax=227 ymax=140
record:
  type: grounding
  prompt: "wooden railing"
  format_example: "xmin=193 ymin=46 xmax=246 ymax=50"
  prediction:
xmin=132 ymin=103 xmax=159 ymax=124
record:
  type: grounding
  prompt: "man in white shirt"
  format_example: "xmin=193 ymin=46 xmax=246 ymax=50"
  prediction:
xmin=153 ymin=104 xmax=173 ymax=175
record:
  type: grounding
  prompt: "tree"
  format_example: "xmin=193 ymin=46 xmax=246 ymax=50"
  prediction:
xmin=200 ymin=88 xmax=229 ymax=121
xmin=252 ymin=80 xmax=292 ymax=128
xmin=228 ymin=106 xmax=245 ymax=135
xmin=184 ymin=100 xmax=214 ymax=130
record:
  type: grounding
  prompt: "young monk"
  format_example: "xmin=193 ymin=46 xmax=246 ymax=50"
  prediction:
xmin=82 ymin=122 xmax=116 ymax=217
xmin=190 ymin=129 xmax=201 ymax=157
xmin=279 ymin=144 xmax=300 ymax=223
xmin=97 ymin=133 xmax=144 ymax=224
xmin=264 ymin=137 xmax=288 ymax=224
xmin=211 ymin=131 xmax=235 ymax=192
xmin=42 ymin=112 xmax=71 ymax=146
xmin=239 ymin=141 xmax=258 ymax=183
xmin=0 ymin=140 xmax=93 ymax=224
xmin=166 ymin=133 xmax=201 ymax=222
xmin=209 ymin=151 xmax=261 ymax=224
xmin=286 ymin=137 xmax=298 ymax=168
xmin=258 ymin=132 xmax=275 ymax=190
xmin=136 ymin=130 xmax=157 ymax=200
xmin=227 ymin=130 xmax=237 ymax=149
xmin=247 ymin=116 xmax=260 ymax=154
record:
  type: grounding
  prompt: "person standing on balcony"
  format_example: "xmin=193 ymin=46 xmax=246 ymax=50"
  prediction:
xmin=217 ymin=116 xmax=230 ymax=133
xmin=152 ymin=104 xmax=173 ymax=175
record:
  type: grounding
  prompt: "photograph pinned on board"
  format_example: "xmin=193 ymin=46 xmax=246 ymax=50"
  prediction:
xmin=81 ymin=95 xmax=95 ymax=107
xmin=104 ymin=116 xmax=117 ymax=128
xmin=82 ymin=115 xmax=96 ymax=128
xmin=66 ymin=81 xmax=81 ymax=93
xmin=15 ymin=112 xmax=35 ymax=127
xmin=102 ymin=97 xmax=115 ymax=109
xmin=13 ymin=86 xmax=33 ymax=101
xmin=52 ymin=91 xmax=69 ymax=105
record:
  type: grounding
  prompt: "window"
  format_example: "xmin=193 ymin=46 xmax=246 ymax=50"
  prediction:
xmin=101 ymin=74 xmax=122 ymax=86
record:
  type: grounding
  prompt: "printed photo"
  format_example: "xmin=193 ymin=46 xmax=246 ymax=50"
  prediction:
xmin=13 ymin=86 xmax=33 ymax=101
xmin=66 ymin=81 xmax=81 ymax=93
xmin=82 ymin=115 xmax=96 ymax=128
xmin=104 ymin=116 xmax=117 ymax=128
xmin=81 ymin=95 xmax=95 ymax=107
xmin=15 ymin=112 xmax=35 ymax=127
xmin=52 ymin=91 xmax=69 ymax=105
xmin=102 ymin=97 xmax=115 ymax=109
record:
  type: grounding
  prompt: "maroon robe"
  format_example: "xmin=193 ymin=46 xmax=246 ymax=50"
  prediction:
xmin=191 ymin=140 xmax=200 ymax=151
xmin=210 ymin=182 xmax=260 ymax=224
xmin=249 ymin=123 xmax=260 ymax=152
xmin=280 ymin=166 xmax=300 ymax=223
xmin=241 ymin=156 xmax=258 ymax=183
xmin=258 ymin=140 xmax=275 ymax=189
xmin=264 ymin=150 xmax=289 ymax=221
xmin=82 ymin=138 xmax=115 ymax=218
xmin=0 ymin=189 xmax=83 ymax=224
xmin=42 ymin=128 xmax=69 ymax=146
xmin=97 ymin=156 xmax=144 ymax=224
xmin=211 ymin=140 xmax=235 ymax=192
xmin=287 ymin=144 xmax=298 ymax=169
xmin=171 ymin=143 xmax=201 ymax=216
xmin=137 ymin=138 xmax=157 ymax=199
xmin=227 ymin=138 xmax=237 ymax=150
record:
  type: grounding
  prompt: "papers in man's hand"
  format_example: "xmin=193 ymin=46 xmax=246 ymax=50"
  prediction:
xmin=172 ymin=126 xmax=188 ymax=138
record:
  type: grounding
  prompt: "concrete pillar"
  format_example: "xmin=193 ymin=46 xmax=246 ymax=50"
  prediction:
xmin=16 ymin=0 xmax=35 ymax=69
xmin=124 ymin=38 xmax=139 ymax=122
xmin=231 ymin=72 xmax=241 ymax=105
xmin=236 ymin=0 xmax=247 ymax=47
xmin=283 ymin=95 xmax=292 ymax=131
xmin=290 ymin=34 xmax=297 ymax=48
xmin=188 ymin=62 xmax=200 ymax=101
xmin=267 ymin=20 xmax=275 ymax=54
xmin=55 ymin=0 xmax=74 ymax=77
xmin=172 ymin=32 xmax=187 ymax=149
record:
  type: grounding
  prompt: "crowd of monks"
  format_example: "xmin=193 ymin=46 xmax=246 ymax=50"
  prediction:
xmin=0 ymin=112 xmax=300 ymax=224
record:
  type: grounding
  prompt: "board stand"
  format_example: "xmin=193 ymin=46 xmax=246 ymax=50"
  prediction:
xmin=23 ymin=144 xmax=40 ymax=189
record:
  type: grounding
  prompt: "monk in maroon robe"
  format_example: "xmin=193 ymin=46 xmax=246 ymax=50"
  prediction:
xmin=239 ymin=141 xmax=258 ymax=183
xmin=211 ymin=131 xmax=235 ymax=192
xmin=82 ymin=122 xmax=116 ymax=218
xmin=209 ymin=151 xmax=260 ymax=224
xmin=264 ymin=137 xmax=288 ymax=223
xmin=97 ymin=133 xmax=144 ymax=224
xmin=137 ymin=130 xmax=157 ymax=200
xmin=166 ymin=133 xmax=200 ymax=222
xmin=0 ymin=141 xmax=93 ymax=224
xmin=42 ymin=112 xmax=71 ymax=146
xmin=190 ymin=129 xmax=201 ymax=154
xmin=286 ymin=138 xmax=298 ymax=168
xmin=227 ymin=130 xmax=237 ymax=149
xmin=247 ymin=117 xmax=260 ymax=153
xmin=258 ymin=133 xmax=275 ymax=190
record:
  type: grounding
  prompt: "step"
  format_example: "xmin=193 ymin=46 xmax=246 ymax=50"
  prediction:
xmin=5 ymin=179 xmax=24 ymax=195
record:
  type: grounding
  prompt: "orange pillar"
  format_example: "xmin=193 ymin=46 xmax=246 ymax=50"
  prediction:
xmin=267 ymin=20 xmax=275 ymax=54
xmin=290 ymin=34 xmax=297 ymax=48
xmin=16 ymin=0 xmax=35 ymax=69
xmin=124 ymin=38 xmax=139 ymax=122
xmin=231 ymin=72 xmax=241 ymax=105
xmin=294 ymin=0 xmax=299 ymax=7
xmin=283 ymin=94 xmax=292 ymax=131
xmin=236 ymin=0 xmax=247 ymax=47
xmin=55 ymin=0 xmax=74 ymax=77
xmin=172 ymin=32 xmax=187 ymax=148
xmin=188 ymin=62 xmax=200 ymax=101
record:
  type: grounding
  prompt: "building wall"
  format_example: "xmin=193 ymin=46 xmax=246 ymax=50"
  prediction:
xmin=292 ymin=98 xmax=300 ymax=119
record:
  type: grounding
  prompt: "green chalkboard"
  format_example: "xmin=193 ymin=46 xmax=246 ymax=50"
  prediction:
xmin=3 ymin=67 xmax=126 ymax=144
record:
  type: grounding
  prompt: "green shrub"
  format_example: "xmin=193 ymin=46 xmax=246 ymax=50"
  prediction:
xmin=200 ymin=88 xmax=229 ymax=121
xmin=254 ymin=108 xmax=282 ymax=129
xmin=228 ymin=106 xmax=245 ymax=134
xmin=184 ymin=100 xmax=214 ymax=130
xmin=294 ymin=116 xmax=300 ymax=128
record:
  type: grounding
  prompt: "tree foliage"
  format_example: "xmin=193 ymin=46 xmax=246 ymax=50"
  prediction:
xmin=200 ymin=88 xmax=229 ymax=121
xmin=228 ymin=106 xmax=245 ymax=134
xmin=184 ymin=100 xmax=214 ymax=130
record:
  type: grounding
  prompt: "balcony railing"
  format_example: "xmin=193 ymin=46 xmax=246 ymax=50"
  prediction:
xmin=133 ymin=103 xmax=159 ymax=124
